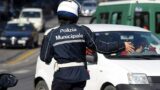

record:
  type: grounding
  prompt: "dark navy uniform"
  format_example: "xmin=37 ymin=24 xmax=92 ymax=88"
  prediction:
xmin=40 ymin=24 xmax=125 ymax=90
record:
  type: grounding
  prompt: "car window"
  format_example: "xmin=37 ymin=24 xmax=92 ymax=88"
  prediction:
xmin=21 ymin=11 xmax=40 ymax=18
xmin=94 ymin=31 xmax=160 ymax=59
xmin=100 ymin=12 xmax=109 ymax=24
xmin=134 ymin=12 xmax=149 ymax=30
xmin=155 ymin=12 xmax=160 ymax=34
xmin=111 ymin=12 xmax=122 ymax=24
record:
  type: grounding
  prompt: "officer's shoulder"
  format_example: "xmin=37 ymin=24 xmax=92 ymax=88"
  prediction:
xmin=44 ymin=26 xmax=59 ymax=35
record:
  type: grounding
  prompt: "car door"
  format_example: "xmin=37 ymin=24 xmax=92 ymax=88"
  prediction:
xmin=85 ymin=48 xmax=101 ymax=90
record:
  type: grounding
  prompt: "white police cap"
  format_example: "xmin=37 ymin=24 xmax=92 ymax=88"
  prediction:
xmin=57 ymin=0 xmax=80 ymax=16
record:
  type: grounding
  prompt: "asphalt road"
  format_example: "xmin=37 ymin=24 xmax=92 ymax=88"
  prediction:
xmin=0 ymin=16 xmax=92 ymax=90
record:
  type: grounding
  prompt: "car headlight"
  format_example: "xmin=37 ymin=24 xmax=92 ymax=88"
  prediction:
xmin=82 ymin=9 xmax=89 ymax=13
xmin=128 ymin=73 xmax=149 ymax=84
xmin=81 ymin=9 xmax=85 ymax=13
xmin=84 ymin=9 xmax=89 ymax=13
xmin=21 ymin=37 xmax=29 ymax=40
xmin=0 ymin=37 xmax=7 ymax=40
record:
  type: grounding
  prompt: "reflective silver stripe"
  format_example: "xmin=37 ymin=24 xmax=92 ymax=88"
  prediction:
xmin=53 ymin=39 xmax=85 ymax=46
xmin=59 ymin=62 xmax=84 ymax=68
xmin=54 ymin=62 xmax=85 ymax=72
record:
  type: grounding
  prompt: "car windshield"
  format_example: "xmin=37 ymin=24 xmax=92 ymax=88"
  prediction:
xmin=83 ymin=2 xmax=96 ymax=7
xmin=21 ymin=11 xmax=40 ymax=18
xmin=5 ymin=23 xmax=33 ymax=31
xmin=95 ymin=31 xmax=160 ymax=59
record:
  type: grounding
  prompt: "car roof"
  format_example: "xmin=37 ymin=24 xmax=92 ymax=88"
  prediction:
xmin=22 ymin=8 xmax=42 ymax=12
xmin=45 ymin=24 xmax=149 ymax=35
xmin=83 ymin=24 xmax=150 ymax=32
xmin=99 ymin=0 xmax=160 ymax=6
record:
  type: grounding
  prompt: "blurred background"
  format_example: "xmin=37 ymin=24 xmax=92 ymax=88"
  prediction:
xmin=0 ymin=0 xmax=123 ymax=22
xmin=1 ymin=0 xmax=156 ymax=90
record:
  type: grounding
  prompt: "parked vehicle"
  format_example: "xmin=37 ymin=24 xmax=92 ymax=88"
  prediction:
xmin=35 ymin=24 xmax=160 ymax=90
xmin=0 ymin=19 xmax=39 ymax=48
xmin=90 ymin=0 xmax=160 ymax=39
xmin=19 ymin=8 xmax=45 ymax=32
xmin=81 ymin=1 xmax=97 ymax=16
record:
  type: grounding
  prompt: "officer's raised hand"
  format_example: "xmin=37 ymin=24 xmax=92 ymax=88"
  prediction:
xmin=124 ymin=42 xmax=135 ymax=53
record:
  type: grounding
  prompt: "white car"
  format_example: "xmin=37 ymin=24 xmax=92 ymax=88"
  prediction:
xmin=35 ymin=24 xmax=160 ymax=90
xmin=81 ymin=1 xmax=97 ymax=16
xmin=19 ymin=8 xmax=45 ymax=32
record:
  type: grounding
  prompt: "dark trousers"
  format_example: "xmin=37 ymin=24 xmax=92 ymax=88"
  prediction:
xmin=52 ymin=79 xmax=86 ymax=90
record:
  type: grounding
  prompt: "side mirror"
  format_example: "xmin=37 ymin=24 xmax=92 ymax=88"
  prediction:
xmin=86 ymin=48 xmax=97 ymax=64
xmin=0 ymin=73 xmax=18 ymax=88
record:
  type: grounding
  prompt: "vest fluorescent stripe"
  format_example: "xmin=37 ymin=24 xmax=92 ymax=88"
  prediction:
xmin=53 ymin=39 xmax=85 ymax=46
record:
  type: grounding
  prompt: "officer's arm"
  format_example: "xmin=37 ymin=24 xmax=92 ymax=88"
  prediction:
xmin=40 ymin=33 xmax=54 ymax=64
xmin=83 ymin=26 xmax=125 ymax=54
xmin=82 ymin=26 xmax=96 ymax=50
xmin=95 ymin=40 xmax=125 ymax=54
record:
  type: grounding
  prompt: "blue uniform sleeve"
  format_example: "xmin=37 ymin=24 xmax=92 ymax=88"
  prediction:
xmin=40 ymin=32 xmax=54 ymax=64
xmin=82 ymin=25 xmax=125 ymax=54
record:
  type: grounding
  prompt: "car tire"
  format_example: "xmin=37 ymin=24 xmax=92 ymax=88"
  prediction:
xmin=103 ymin=85 xmax=116 ymax=90
xmin=35 ymin=80 xmax=49 ymax=90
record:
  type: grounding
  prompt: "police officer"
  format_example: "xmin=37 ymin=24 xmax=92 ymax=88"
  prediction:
xmin=40 ymin=0 xmax=134 ymax=90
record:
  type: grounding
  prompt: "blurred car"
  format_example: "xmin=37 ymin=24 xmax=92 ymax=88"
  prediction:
xmin=0 ymin=19 xmax=39 ymax=48
xmin=81 ymin=1 xmax=97 ymax=16
xmin=34 ymin=24 xmax=160 ymax=90
xmin=19 ymin=8 xmax=45 ymax=32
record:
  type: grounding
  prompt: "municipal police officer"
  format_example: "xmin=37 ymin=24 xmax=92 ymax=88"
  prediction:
xmin=40 ymin=0 xmax=134 ymax=90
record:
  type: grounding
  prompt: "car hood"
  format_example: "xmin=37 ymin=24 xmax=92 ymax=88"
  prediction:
xmin=1 ymin=31 xmax=32 ymax=37
xmin=111 ymin=60 xmax=160 ymax=76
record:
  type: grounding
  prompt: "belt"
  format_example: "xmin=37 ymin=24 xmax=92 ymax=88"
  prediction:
xmin=54 ymin=62 xmax=85 ymax=72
